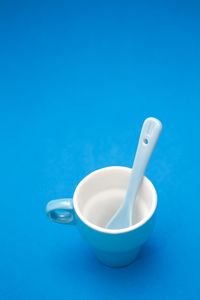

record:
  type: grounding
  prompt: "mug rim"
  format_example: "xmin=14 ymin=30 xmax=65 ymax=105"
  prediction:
xmin=73 ymin=166 xmax=157 ymax=234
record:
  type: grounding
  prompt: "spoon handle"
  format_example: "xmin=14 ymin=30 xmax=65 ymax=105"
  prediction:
xmin=125 ymin=117 xmax=162 ymax=210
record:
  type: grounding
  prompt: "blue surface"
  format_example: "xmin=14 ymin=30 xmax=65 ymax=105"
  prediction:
xmin=1 ymin=0 xmax=200 ymax=299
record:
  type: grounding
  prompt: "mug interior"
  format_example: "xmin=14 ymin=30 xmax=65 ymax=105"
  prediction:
xmin=73 ymin=167 xmax=157 ymax=233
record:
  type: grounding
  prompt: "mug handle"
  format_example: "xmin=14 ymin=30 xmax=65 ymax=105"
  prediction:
xmin=46 ymin=198 xmax=76 ymax=225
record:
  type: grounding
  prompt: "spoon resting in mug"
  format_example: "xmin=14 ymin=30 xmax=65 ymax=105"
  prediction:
xmin=106 ymin=117 xmax=162 ymax=230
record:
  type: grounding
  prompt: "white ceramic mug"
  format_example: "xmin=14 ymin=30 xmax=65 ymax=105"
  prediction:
xmin=46 ymin=166 xmax=157 ymax=267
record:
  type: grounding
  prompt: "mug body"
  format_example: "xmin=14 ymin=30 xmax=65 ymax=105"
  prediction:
xmin=73 ymin=166 xmax=157 ymax=267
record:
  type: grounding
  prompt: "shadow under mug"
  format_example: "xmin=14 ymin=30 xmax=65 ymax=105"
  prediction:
xmin=46 ymin=166 xmax=157 ymax=267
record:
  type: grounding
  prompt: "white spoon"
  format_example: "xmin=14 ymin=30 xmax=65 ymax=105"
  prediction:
xmin=106 ymin=117 xmax=162 ymax=230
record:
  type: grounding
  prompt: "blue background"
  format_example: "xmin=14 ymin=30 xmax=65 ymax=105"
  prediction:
xmin=1 ymin=0 xmax=200 ymax=299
